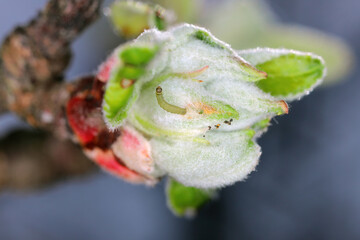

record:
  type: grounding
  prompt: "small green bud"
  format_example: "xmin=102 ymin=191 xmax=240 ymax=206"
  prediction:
xmin=107 ymin=1 xmax=172 ymax=38
xmin=166 ymin=178 xmax=215 ymax=217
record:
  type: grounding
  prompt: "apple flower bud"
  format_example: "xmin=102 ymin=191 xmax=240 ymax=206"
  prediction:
xmin=99 ymin=24 xmax=325 ymax=191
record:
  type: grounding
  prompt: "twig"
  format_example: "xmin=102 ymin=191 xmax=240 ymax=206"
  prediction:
xmin=0 ymin=0 xmax=103 ymax=138
xmin=0 ymin=0 xmax=105 ymax=190
xmin=0 ymin=130 xmax=96 ymax=191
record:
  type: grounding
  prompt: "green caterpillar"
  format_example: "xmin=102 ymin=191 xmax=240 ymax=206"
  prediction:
xmin=156 ymin=86 xmax=187 ymax=115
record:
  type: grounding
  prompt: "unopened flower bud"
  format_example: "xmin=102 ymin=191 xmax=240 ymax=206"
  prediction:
xmin=100 ymin=24 xmax=325 ymax=190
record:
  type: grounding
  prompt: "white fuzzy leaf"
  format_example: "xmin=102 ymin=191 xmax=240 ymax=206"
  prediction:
xmin=150 ymin=129 xmax=260 ymax=188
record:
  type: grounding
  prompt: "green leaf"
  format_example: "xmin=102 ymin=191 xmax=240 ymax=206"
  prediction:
xmin=193 ymin=30 xmax=225 ymax=49
xmin=166 ymin=178 xmax=213 ymax=217
xmin=239 ymin=48 xmax=325 ymax=100
xmin=259 ymin=25 xmax=354 ymax=86
xmin=103 ymin=45 xmax=158 ymax=128
xmin=256 ymin=54 xmax=324 ymax=99
xmin=103 ymin=69 xmax=136 ymax=126
xmin=118 ymin=65 xmax=145 ymax=79
xmin=120 ymin=47 xmax=157 ymax=66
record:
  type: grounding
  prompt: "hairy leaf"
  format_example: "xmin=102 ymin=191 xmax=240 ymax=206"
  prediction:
xmin=103 ymin=45 xmax=158 ymax=128
xmin=151 ymin=129 xmax=260 ymax=188
xmin=239 ymin=48 xmax=325 ymax=100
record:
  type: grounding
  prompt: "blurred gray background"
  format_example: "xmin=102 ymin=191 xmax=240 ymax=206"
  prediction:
xmin=0 ymin=0 xmax=360 ymax=239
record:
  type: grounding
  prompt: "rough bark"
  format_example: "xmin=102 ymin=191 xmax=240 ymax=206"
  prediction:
xmin=0 ymin=0 xmax=104 ymax=190
xmin=0 ymin=0 xmax=103 ymax=138
xmin=0 ymin=130 xmax=97 ymax=191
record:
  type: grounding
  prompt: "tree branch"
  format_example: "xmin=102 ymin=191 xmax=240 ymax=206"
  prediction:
xmin=0 ymin=0 xmax=105 ymax=190
xmin=0 ymin=0 xmax=153 ymax=190
xmin=0 ymin=0 xmax=103 ymax=139
xmin=0 ymin=130 xmax=96 ymax=191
